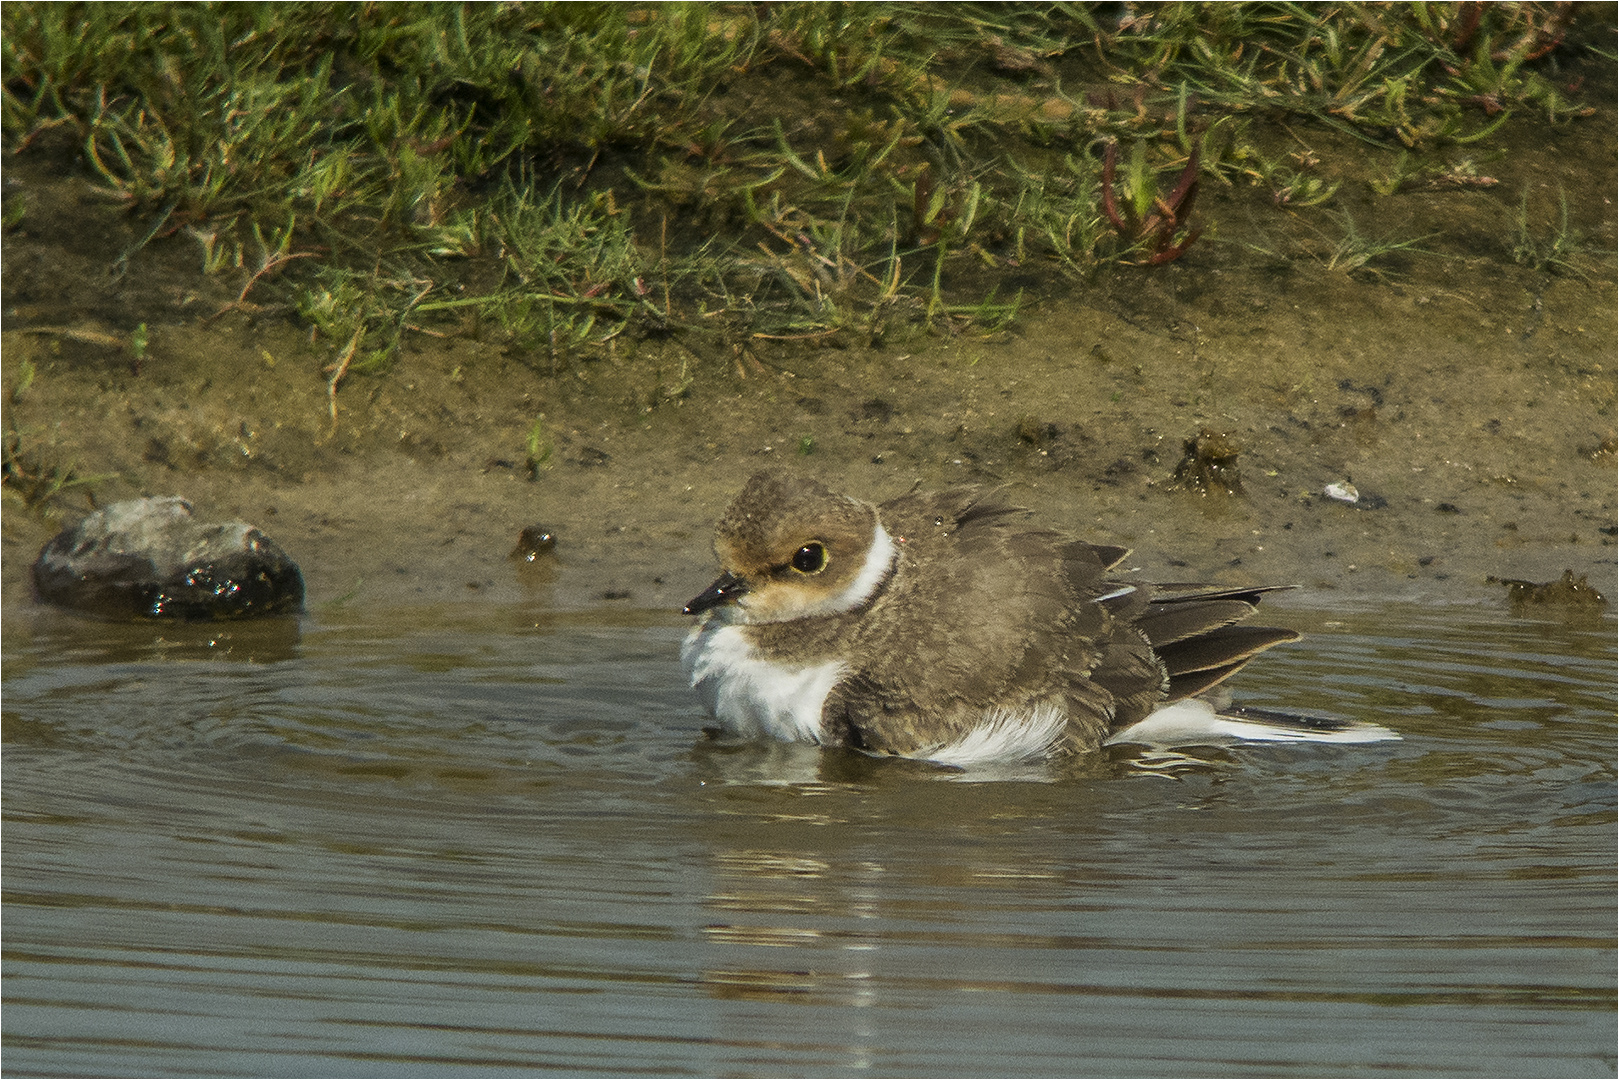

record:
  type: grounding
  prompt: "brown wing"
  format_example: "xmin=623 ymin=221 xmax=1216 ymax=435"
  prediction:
xmin=1134 ymin=582 xmax=1299 ymax=705
xmin=822 ymin=488 xmax=1165 ymax=751
xmin=818 ymin=487 xmax=1122 ymax=754
xmin=814 ymin=486 xmax=1300 ymax=756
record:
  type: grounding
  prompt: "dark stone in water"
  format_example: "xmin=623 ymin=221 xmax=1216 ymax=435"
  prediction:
xmin=1173 ymin=427 xmax=1244 ymax=495
xmin=510 ymin=524 xmax=557 ymax=562
xmin=33 ymin=496 xmax=304 ymax=620
xmin=1487 ymin=569 xmax=1608 ymax=611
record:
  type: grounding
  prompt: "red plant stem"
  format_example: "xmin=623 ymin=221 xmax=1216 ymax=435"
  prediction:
xmin=1158 ymin=143 xmax=1201 ymax=221
xmin=1099 ymin=141 xmax=1128 ymax=234
xmin=1146 ymin=226 xmax=1202 ymax=265
xmin=1137 ymin=144 xmax=1199 ymax=239
xmin=913 ymin=165 xmax=933 ymax=230
xmin=1452 ymin=2 xmax=1483 ymax=54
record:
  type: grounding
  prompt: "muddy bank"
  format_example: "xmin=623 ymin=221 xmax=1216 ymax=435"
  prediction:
xmin=3 ymin=157 xmax=1615 ymax=620
xmin=4 ymin=268 xmax=1613 ymax=618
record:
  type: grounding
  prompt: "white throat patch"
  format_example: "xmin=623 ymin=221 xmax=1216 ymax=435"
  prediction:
xmin=682 ymin=621 xmax=841 ymax=744
xmin=682 ymin=521 xmax=893 ymax=744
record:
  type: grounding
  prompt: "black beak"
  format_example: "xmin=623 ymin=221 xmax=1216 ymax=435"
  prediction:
xmin=684 ymin=571 xmax=748 ymax=616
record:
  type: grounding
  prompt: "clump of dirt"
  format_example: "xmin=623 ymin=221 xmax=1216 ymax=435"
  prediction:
xmin=1173 ymin=428 xmax=1245 ymax=496
xmin=1489 ymin=569 xmax=1609 ymax=612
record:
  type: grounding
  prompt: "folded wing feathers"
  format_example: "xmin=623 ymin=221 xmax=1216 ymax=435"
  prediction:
xmin=1166 ymin=659 xmax=1249 ymax=701
xmin=1157 ymin=624 xmax=1302 ymax=676
xmin=1087 ymin=544 xmax=1133 ymax=571
xmin=1158 ymin=625 xmax=1302 ymax=701
xmin=1149 ymin=583 xmax=1298 ymax=606
xmin=1134 ymin=598 xmax=1260 ymax=647
xmin=983 ymin=521 xmax=1304 ymax=719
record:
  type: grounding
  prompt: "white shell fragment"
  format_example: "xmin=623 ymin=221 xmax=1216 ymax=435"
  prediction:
xmin=1323 ymin=481 xmax=1360 ymax=503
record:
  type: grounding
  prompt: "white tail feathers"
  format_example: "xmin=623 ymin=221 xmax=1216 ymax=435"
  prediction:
xmin=1105 ymin=698 xmax=1400 ymax=749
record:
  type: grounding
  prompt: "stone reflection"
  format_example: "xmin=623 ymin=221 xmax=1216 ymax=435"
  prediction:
xmin=16 ymin=609 xmax=301 ymax=664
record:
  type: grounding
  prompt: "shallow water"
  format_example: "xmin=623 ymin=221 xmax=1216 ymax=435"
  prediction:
xmin=3 ymin=597 xmax=1614 ymax=1078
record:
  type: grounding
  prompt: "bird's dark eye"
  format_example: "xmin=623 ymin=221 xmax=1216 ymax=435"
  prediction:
xmin=791 ymin=542 xmax=828 ymax=574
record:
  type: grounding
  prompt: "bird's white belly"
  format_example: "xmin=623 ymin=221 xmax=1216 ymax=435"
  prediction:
xmin=683 ymin=619 xmax=842 ymax=744
xmin=682 ymin=617 xmax=1071 ymax=763
xmin=921 ymin=702 xmax=1070 ymax=766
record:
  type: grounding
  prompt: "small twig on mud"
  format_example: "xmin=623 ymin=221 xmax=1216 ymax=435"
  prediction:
xmin=751 ymin=328 xmax=841 ymax=342
xmin=208 ymin=252 xmax=317 ymax=323
xmin=15 ymin=326 xmax=125 ymax=348
xmin=234 ymin=251 xmax=317 ymax=306
xmin=733 ymin=341 xmax=793 ymax=377
xmin=323 ymin=323 xmax=366 ymax=429
xmin=660 ymin=215 xmax=672 ymax=318
xmin=110 ymin=200 xmax=178 ymax=280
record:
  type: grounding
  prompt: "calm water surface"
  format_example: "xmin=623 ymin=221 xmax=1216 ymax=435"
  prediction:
xmin=3 ymin=597 xmax=1614 ymax=1078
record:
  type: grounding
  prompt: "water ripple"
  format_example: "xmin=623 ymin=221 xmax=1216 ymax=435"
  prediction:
xmin=4 ymin=601 xmax=1613 ymax=1075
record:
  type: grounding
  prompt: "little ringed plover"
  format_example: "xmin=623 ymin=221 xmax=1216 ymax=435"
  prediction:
xmin=683 ymin=470 xmax=1397 ymax=765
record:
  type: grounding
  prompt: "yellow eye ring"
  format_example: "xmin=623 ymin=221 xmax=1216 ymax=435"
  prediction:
xmin=791 ymin=542 xmax=828 ymax=574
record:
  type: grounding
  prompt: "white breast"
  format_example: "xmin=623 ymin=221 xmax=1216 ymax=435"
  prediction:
xmin=682 ymin=618 xmax=843 ymax=744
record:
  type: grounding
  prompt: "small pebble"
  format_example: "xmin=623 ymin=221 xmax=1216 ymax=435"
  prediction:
xmin=510 ymin=525 xmax=557 ymax=562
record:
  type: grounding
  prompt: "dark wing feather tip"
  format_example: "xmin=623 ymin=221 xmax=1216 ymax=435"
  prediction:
xmin=1166 ymin=660 xmax=1250 ymax=701
xmin=1149 ymin=583 xmax=1298 ymax=606
xmin=1156 ymin=625 xmax=1302 ymax=676
xmin=1134 ymin=598 xmax=1259 ymax=647
xmin=1221 ymin=705 xmax=1361 ymax=732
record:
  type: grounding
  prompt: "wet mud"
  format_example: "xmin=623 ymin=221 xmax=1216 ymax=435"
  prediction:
xmin=3 ymin=135 xmax=1614 ymax=619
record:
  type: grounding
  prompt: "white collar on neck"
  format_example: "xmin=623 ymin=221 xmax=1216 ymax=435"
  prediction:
xmin=792 ymin=522 xmax=895 ymax=619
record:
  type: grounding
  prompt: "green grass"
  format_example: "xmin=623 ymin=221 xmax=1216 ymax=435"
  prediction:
xmin=1512 ymin=186 xmax=1590 ymax=278
xmin=1319 ymin=209 xmax=1437 ymax=275
xmin=3 ymin=361 xmax=117 ymax=508
xmin=1 ymin=1 xmax=1607 ymax=396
